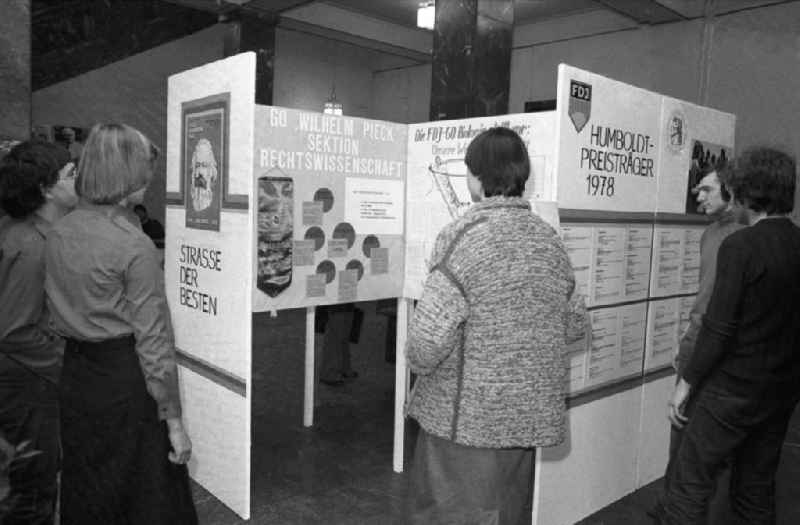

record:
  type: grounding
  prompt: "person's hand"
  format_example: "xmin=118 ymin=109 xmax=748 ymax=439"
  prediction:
xmin=667 ymin=378 xmax=691 ymax=430
xmin=166 ymin=417 xmax=192 ymax=465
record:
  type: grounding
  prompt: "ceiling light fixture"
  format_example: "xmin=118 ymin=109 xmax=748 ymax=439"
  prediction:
xmin=417 ymin=1 xmax=435 ymax=30
xmin=323 ymin=83 xmax=343 ymax=116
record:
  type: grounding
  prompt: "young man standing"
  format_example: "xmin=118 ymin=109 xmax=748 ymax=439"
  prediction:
xmin=662 ymin=147 xmax=800 ymax=524
xmin=653 ymin=164 xmax=744 ymax=519
xmin=0 ymin=141 xmax=77 ymax=524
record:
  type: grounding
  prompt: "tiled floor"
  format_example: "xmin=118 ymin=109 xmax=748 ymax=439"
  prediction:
xmin=192 ymin=304 xmax=800 ymax=525
xmin=194 ymin=306 xmax=413 ymax=525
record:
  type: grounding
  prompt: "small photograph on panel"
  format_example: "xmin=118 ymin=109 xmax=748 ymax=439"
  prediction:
xmin=257 ymin=173 xmax=294 ymax=297
xmin=182 ymin=95 xmax=227 ymax=231
xmin=685 ymin=140 xmax=729 ymax=215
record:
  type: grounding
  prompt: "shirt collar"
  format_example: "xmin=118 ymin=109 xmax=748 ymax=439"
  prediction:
xmin=30 ymin=213 xmax=52 ymax=239
xmin=466 ymin=196 xmax=531 ymax=215
xmin=713 ymin=207 xmax=738 ymax=226
xmin=77 ymin=201 xmax=140 ymax=228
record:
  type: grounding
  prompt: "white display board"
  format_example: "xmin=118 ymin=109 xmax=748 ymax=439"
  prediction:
xmin=554 ymin=65 xmax=735 ymax=395
xmin=165 ymin=53 xmax=255 ymax=519
xmin=161 ymin=55 xmax=739 ymax=523
xmin=555 ymin=65 xmax=662 ymax=213
xmin=537 ymin=64 xmax=737 ymax=525
xmin=251 ymin=107 xmax=407 ymax=311
xmin=534 ymin=388 xmax=643 ymax=525
xmin=404 ymin=112 xmax=557 ymax=299
xmin=656 ymin=97 xmax=736 ymax=213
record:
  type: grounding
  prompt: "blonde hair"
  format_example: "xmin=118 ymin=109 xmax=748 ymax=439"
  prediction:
xmin=76 ymin=123 xmax=159 ymax=204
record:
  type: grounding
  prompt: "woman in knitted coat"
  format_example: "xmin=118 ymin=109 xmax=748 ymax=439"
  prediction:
xmin=406 ymin=127 xmax=587 ymax=525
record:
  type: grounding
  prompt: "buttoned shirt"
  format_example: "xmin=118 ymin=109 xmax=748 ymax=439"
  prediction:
xmin=0 ymin=214 xmax=63 ymax=382
xmin=44 ymin=203 xmax=181 ymax=419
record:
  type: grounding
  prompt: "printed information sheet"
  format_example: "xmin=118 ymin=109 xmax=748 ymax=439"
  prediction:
xmin=645 ymin=298 xmax=680 ymax=370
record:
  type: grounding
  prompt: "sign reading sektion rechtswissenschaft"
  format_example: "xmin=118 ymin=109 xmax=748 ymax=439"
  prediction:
xmin=252 ymin=107 xmax=407 ymax=312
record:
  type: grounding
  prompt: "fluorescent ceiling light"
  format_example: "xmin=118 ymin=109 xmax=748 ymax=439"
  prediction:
xmin=417 ymin=1 xmax=435 ymax=30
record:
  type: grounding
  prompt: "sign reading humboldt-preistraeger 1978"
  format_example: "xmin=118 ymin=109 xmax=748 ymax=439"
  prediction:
xmin=557 ymin=66 xmax=662 ymax=213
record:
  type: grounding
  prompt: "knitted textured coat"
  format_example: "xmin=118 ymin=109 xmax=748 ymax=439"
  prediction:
xmin=406 ymin=196 xmax=587 ymax=449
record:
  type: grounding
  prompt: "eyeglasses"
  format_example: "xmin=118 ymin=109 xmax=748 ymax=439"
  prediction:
xmin=59 ymin=163 xmax=77 ymax=180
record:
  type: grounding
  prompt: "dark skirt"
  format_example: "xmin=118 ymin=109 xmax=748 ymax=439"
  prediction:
xmin=407 ymin=428 xmax=535 ymax=525
xmin=59 ymin=336 xmax=197 ymax=525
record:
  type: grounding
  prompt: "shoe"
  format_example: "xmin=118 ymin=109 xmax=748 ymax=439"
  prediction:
xmin=320 ymin=374 xmax=345 ymax=386
xmin=647 ymin=502 xmax=665 ymax=523
xmin=646 ymin=503 xmax=661 ymax=518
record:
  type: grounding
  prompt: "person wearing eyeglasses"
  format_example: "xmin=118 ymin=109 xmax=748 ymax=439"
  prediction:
xmin=0 ymin=140 xmax=77 ymax=525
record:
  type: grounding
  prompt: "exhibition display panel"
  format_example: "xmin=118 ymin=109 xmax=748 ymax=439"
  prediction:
xmin=165 ymin=54 xmax=734 ymax=523
xmin=535 ymin=65 xmax=734 ymax=525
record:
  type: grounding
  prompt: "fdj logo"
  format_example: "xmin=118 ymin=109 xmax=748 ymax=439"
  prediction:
xmin=570 ymin=81 xmax=592 ymax=101
xmin=568 ymin=80 xmax=592 ymax=133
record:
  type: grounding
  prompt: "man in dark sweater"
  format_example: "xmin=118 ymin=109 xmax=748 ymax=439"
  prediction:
xmin=652 ymin=164 xmax=743 ymax=521
xmin=661 ymin=147 xmax=800 ymax=524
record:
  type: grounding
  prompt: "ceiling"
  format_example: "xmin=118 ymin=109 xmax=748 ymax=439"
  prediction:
xmin=167 ymin=0 xmax=794 ymax=27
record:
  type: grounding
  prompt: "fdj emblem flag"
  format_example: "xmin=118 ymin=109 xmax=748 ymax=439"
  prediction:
xmin=569 ymin=80 xmax=592 ymax=133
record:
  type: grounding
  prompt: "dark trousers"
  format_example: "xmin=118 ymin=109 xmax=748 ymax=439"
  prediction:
xmin=662 ymin=382 xmax=800 ymax=524
xmin=406 ymin=428 xmax=534 ymax=525
xmin=663 ymin=386 xmax=697 ymax=497
xmin=660 ymin=385 xmax=732 ymax=524
xmin=320 ymin=308 xmax=354 ymax=379
xmin=0 ymin=357 xmax=60 ymax=525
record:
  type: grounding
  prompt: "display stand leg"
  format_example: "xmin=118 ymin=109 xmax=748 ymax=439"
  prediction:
xmin=393 ymin=298 xmax=411 ymax=473
xmin=304 ymin=306 xmax=315 ymax=428
xmin=531 ymin=447 xmax=542 ymax=525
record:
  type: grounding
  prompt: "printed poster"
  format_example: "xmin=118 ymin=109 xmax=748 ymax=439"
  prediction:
xmin=585 ymin=303 xmax=646 ymax=388
xmin=164 ymin=53 xmax=255 ymax=520
xmin=404 ymin=112 xmax=557 ymax=299
xmin=656 ymin=97 xmax=735 ymax=213
xmin=183 ymin=96 xmax=226 ymax=231
xmin=682 ymin=140 xmax=731 ymax=214
xmin=252 ymin=106 xmax=407 ymax=311
xmin=650 ymin=224 xmax=705 ymax=298
xmin=644 ymin=298 xmax=681 ymax=370
xmin=560 ymin=222 xmax=653 ymax=308
xmin=555 ymin=64 xmax=662 ymax=213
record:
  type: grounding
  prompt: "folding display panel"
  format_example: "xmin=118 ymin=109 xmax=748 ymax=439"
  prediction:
xmin=163 ymin=55 xmax=735 ymax=523
xmin=165 ymin=53 xmax=255 ymax=519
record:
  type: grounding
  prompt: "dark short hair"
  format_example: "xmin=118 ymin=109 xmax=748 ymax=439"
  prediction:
xmin=464 ymin=127 xmax=530 ymax=198
xmin=695 ymin=162 xmax=732 ymax=202
xmin=723 ymin=147 xmax=796 ymax=214
xmin=133 ymin=204 xmax=146 ymax=212
xmin=0 ymin=140 xmax=70 ymax=218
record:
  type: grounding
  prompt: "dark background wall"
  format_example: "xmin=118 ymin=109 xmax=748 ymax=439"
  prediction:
xmin=0 ymin=0 xmax=31 ymax=141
